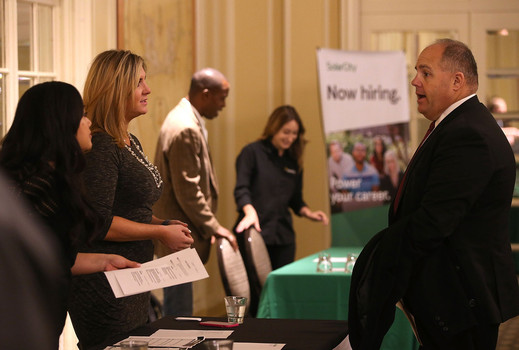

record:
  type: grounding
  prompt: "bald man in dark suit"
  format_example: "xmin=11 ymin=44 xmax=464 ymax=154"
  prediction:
xmin=349 ymin=39 xmax=519 ymax=350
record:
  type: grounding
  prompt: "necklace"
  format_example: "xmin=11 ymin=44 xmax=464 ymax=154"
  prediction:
xmin=124 ymin=134 xmax=163 ymax=188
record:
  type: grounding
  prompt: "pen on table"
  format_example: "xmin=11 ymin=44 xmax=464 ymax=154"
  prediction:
xmin=175 ymin=316 xmax=202 ymax=321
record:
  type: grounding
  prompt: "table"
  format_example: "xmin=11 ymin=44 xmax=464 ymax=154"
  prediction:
xmin=87 ymin=316 xmax=348 ymax=350
xmin=257 ymin=247 xmax=420 ymax=350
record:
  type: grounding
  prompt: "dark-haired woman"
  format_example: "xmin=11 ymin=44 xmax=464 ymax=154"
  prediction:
xmin=370 ymin=135 xmax=387 ymax=176
xmin=0 ymin=81 xmax=140 ymax=349
xmin=233 ymin=105 xmax=328 ymax=269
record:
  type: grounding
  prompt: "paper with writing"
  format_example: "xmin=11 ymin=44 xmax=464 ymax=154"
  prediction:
xmin=105 ymin=248 xmax=209 ymax=298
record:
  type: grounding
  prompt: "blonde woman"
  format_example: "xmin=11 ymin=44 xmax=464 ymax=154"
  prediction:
xmin=68 ymin=50 xmax=193 ymax=349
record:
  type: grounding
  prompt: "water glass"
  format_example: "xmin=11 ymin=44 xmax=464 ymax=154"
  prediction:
xmin=345 ymin=253 xmax=358 ymax=273
xmin=224 ymin=296 xmax=247 ymax=324
xmin=120 ymin=340 xmax=148 ymax=350
xmin=316 ymin=252 xmax=333 ymax=273
xmin=200 ymin=339 xmax=234 ymax=349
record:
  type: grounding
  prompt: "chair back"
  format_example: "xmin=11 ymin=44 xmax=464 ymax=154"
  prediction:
xmin=216 ymin=237 xmax=250 ymax=308
xmin=244 ymin=227 xmax=272 ymax=293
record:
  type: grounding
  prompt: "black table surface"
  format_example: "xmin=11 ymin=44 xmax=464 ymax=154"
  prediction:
xmin=88 ymin=316 xmax=348 ymax=350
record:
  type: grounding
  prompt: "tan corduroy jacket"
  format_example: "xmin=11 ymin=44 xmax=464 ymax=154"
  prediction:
xmin=153 ymin=98 xmax=220 ymax=263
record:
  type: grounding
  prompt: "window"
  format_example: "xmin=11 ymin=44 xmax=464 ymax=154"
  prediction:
xmin=486 ymin=29 xmax=519 ymax=115
xmin=0 ymin=0 xmax=57 ymax=138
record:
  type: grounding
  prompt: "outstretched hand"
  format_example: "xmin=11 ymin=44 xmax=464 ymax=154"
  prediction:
xmin=103 ymin=254 xmax=141 ymax=271
xmin=300 ymin=207 xmax=329 ymax=225
xmin=235 ymin=204 xmax=262 ymax=233
xmin=308 ymin=210 xmax=329 ymax=225
xmin=71 ymin=253 xmax=141 ymax=275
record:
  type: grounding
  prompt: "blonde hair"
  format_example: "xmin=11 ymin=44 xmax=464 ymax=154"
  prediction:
xmin=383 ymin=149 xmax=398 ymax=175
xmin=83 ymin=50 xmax=146 ymax=147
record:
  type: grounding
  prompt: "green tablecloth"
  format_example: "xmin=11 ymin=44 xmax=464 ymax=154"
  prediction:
xmin=257 ymin=247 xmax=420 ymax=350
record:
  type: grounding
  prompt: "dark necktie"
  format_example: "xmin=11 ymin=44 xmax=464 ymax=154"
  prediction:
xmin=393 ymin=121 xmax=435 ymax=214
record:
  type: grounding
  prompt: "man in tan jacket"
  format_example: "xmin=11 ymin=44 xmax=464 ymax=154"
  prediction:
xmin=153 ymin=68 xmax=237 ymax=317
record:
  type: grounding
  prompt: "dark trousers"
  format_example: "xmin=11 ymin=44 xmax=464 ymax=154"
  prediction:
xmin=417 ymin=322 xmax=499 ymax=350
xmin=266 ymin=243 xmax=296 ymax=270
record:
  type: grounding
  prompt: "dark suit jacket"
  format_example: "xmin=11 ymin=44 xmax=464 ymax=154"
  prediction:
xmin=349 ymin=96 xmax=519 ymax=349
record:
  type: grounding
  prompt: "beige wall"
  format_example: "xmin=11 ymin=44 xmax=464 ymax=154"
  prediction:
xmin=194 ymin=0 xmax=338 ymax=315
xmin=122 ymin=0 xmax=194 ymax=154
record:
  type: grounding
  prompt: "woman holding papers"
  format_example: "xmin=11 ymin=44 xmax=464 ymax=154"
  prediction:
xmin=0 ymin=81 xmax=140 ymax=349
xmin=233 ymin=105 xmax=328 ymax=269
xmin=68 ymin=50 xmax=193 ymax=349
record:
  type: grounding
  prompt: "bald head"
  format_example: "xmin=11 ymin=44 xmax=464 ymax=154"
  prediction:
xmin=412 ymin=39 xmax=479 ymax=121
xmin=433 ymin=38 xmax=479 ymax=92
xmin=188 ymin=68 xmax=230 ymax=119
xmin=189 ymin=68 xmax=228 ymax=97
xmin=488 ymin=96 xmax=507 ymax=114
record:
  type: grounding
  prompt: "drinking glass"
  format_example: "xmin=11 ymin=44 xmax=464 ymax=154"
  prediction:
xmin=316 ymin=252 xmax=333 ymax=272
xmin=345 ymin=253 xmax=358 ymax=273
xmin=224 ymin=296 xmax=247 ymax=324
xmin=200 ymin=339 xmax=234 ymax=349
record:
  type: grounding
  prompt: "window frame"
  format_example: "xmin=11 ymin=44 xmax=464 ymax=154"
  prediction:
xmin=1 ymin=0 xmax=59 ymax=137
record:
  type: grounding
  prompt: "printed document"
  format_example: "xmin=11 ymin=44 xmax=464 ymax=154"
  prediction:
xmin=105 ymin=248 xmax=209 ymax=298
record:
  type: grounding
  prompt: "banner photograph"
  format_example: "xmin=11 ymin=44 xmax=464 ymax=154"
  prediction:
xmin=317 ymin=49 xmax=410 ymax=213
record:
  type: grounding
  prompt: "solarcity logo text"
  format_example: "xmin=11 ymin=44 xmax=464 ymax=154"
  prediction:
xmin=326 ymin=61 xmax=357 ymax=72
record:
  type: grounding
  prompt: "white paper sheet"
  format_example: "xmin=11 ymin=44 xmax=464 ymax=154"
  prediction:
xmin=150 ymin=331 xmax=285 ymax=349
xmin=151 ymin=329 xmax=233 ymax=339
xmin=104 ymin=341 xmax=284 ymax=350
xmin=108 ymin=335 xmax=205 ymax=348
xmin=233 ymin=343 xmax=285 ymax=349
xmin=105 ymin=248 xmax=209 ymax=298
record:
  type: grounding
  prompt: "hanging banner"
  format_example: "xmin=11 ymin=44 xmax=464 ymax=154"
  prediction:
xmin=317 ymin=48 xmax=410 ymax=214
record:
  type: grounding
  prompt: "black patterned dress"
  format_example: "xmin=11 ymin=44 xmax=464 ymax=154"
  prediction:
xmin=68 ymin=132 xmax=162 ymax=349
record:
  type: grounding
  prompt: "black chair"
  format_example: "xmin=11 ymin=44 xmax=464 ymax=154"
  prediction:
xmin=244 ymin=228 xmax=272 ymax=293
xmin=243 ymin=227 xmax=272 ymax=316
xmin=216 ymin=237 xmax=251 ymax=312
